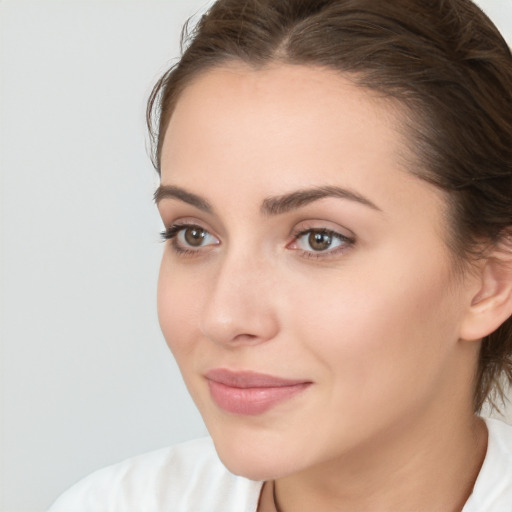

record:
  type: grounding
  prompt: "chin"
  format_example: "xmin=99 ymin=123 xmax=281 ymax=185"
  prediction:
xmin=214 ymin=444 xmax=291 ymax=481
xmin=207 ymin=425 xmax=308 ymax=482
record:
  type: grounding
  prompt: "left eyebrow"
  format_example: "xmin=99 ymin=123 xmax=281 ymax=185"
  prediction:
xmin=261 ymin=186 xmax=381 ymax=215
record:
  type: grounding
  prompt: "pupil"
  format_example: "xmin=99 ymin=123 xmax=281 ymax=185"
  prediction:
xmin=185 ymin=227 xmax=205 ymax=246
xmin=309 ymin=231 xmax=332 ymax=251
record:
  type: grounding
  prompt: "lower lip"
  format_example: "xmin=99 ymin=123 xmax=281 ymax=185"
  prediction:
xmin=207 ymin=380 xmax=310 ymax=415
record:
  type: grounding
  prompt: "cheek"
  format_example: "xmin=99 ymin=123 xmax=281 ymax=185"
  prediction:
xmin=157 ymin=256 xmax=201 ymax=358
xmin=288 ymin=251 xmax=461 ymax=404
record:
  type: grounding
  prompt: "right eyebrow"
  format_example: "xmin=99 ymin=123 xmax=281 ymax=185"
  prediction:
xmin=261 ymin=185 xmax=382 ymax=215
xmin=153 ymin=185 xmax=213 ymax=213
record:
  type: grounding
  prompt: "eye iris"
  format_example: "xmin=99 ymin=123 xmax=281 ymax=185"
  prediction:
xmin=308 ymin=231 xmax=332 ymax=251
xmin=184 ymin=227 xmax=206 ymax=246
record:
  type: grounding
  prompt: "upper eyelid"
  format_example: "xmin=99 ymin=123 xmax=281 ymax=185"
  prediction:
xmin=291 ymin=220 xmax=355 ymax=239
xmin=163 ymin=221 xmax=354 ymax=235
xmin=163 ymin=218 xmax=214 ymax=232
xmin=165 ymin=222 xmax=215 ymax=236
xmin=293 ymin=226 xmax=352 ymax=238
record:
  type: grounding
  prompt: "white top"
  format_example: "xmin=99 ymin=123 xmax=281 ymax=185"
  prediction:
xmin=463 ymin=418 xmax=512 ymax=512
xmin=48 ymin=418 xmax=512 ymax=512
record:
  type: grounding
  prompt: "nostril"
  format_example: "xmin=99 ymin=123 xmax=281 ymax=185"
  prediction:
xmin=232 ymin=333 xmax=259 ymax=342
xmin=200 ymin=311 xmax=279 ymax=347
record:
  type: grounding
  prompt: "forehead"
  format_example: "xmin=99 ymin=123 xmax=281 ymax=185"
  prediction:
xmin=160 ymin=63 xmax=446 ymax=225
xmin=163 ymin=64 xmax=405 ymax=172
xmin=164 ymin=63 xmax=404 ymax=148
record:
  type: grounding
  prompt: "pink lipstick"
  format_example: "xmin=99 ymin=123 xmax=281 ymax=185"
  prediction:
xmin=205 ymin=369 xmax=311 ymax=415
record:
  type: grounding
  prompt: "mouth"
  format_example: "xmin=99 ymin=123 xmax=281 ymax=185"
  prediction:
xmin=204 ymin=368 xmax=312 ymax=415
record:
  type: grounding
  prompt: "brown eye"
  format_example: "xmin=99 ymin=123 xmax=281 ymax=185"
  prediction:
xmin=308 ymin=231 xmax=333 ymax=251
xmin=183 ymin=226 xmax=208 ymax=246
xmin=162 ymin=223 xmax=220 ymax=253
xmin=290 ymin=227 xmax=353 ymax=256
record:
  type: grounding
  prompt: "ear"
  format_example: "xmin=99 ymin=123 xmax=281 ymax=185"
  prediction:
xmin=459 ymin=233 xmax=512 ymax=341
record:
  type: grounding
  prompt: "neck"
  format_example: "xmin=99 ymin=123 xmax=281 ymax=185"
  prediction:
xmin=273 ymin=407 xmax=487 ymax=512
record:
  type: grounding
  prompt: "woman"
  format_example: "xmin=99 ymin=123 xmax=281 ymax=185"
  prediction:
xmin=50 ymin=0 xmax=512 ymax=510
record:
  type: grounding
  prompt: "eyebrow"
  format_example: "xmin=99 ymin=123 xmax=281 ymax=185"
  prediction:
xmin=154 ymin=184 xmax=381 ymax=215
xmin=261 ymin=185 xmax=381 ymax=215
xmin=154 ymin=185 xmax=213 ymax=212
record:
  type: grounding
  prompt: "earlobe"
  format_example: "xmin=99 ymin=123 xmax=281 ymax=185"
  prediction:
xmin=460 ymin=238 xmax=512 ymax=341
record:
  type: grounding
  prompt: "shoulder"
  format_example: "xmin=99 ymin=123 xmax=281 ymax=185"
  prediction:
xmin=48 ymin=437 xmax=263 ymax=512
xmin=463 ymin=418 xmax=512 ymax=512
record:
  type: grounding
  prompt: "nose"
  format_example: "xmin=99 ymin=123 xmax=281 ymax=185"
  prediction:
xmin=199 ymin=250 xmax=280 ymax=347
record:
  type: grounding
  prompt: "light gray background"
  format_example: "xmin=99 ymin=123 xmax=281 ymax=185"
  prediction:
xmin=1 ymin=1 xmax=511 ymax=511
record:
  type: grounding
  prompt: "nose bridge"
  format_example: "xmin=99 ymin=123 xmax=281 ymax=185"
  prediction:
xmin=199 ymin=243 xmax=279 ymax=346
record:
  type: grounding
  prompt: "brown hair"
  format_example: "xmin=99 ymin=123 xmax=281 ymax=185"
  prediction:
xmin=147 ymin=0 xmax=512 ymax=412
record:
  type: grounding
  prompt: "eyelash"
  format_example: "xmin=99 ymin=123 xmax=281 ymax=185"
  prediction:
xmin=160 ymin=223 xmax=213 ymax=257
xmin=290 ymin=227 xmax=355 ymax=259
xmin=160 ymin=223 xmax=355 ymax=259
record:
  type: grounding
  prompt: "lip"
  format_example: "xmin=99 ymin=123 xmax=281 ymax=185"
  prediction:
xmin=205 ymin=369 xmax=311 ymax=415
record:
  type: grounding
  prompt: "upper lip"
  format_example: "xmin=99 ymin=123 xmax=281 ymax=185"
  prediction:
xmin=205 ymin=368 xmax=310 ymax=388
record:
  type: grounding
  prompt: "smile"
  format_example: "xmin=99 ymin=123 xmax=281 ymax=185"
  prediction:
xmin=205 ymin=369 xmax=312 ymax=415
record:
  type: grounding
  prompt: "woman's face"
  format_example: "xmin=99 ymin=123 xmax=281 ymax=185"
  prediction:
xmin=156 ymin=63 xmax=477 ymax=480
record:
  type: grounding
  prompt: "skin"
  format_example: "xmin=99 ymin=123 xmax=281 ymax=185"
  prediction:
xmin=156 ymin=63 xmax=489 ymax=512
